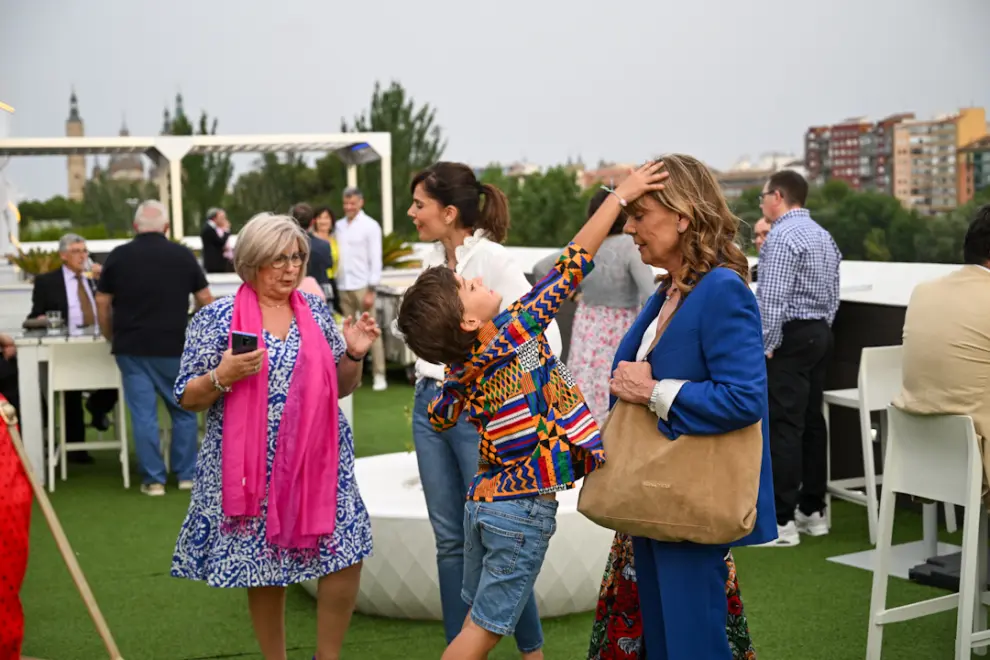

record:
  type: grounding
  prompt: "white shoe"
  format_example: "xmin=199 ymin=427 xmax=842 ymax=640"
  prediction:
xmin=755 ymin=521 xmax=800 ymax=547
xmin=141 ymin=483 xmax=166 ymax=497
xmin=372 ymin=374 xmax=388 ymax=391
xmin=177 ymin=480 xmax=194 ymax=491
xmin=795 ymin=509 xmax=829 ymax=536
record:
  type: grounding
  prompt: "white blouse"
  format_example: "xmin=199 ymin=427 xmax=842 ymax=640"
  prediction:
xmin=414 ymin=229 xmax=564 ymax=383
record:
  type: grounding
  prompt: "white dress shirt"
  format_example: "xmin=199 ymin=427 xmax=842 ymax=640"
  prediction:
xmin=335 ymin=211 xmax=383 ymax=291
xmin=62 ymin=265 xmax=96 ymax=329
xmin=414 ymin=230 xmax=564 ymax=383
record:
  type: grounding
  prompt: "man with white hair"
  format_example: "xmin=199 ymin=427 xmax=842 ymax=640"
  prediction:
xmin=336 ymin=186 xmax=387 ymax=390
xmin=27 ymin=232 xmax=117 ymax=462
xmin=96 ymin=200 xmax=213 ymax=496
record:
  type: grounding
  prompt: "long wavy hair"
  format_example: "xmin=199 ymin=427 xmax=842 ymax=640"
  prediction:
xmin=626 ymin=153 xmax=749 ymax=294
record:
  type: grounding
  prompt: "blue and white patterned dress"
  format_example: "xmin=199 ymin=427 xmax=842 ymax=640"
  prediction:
xmin=170 ymin=293 xmax=373 ymax=588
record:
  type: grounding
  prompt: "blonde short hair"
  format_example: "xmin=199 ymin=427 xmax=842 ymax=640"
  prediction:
xmin=234 ymin=213 xmax=310 ymax=286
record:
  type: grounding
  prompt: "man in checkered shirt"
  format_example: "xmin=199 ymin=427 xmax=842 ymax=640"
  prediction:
xmin=755 ymin=170 xmax=841 ymax=547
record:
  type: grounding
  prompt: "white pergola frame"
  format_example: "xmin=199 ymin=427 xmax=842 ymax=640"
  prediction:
xmin=0 ymin=131 xmax=394 ymax=238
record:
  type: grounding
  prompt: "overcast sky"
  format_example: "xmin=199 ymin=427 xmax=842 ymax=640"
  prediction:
xmin=2 ymin=0 xmax=988 ymax=201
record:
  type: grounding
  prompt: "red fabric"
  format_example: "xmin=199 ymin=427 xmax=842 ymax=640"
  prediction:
xmin=0 ymin=395 xmax=31 ymax=660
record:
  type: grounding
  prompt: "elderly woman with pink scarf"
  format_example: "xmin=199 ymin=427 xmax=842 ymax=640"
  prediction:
xmin=171 ymin=213 xmax=378 ymax=660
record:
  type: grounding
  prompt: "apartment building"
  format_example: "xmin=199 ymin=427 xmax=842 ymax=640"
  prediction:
xmin=804 ymin=113 xmax=914 ymax=194
xmin=960 ymin=135 xmax=990 ymax=199
xmin=892 ymin=107 xmax=987 ymax=215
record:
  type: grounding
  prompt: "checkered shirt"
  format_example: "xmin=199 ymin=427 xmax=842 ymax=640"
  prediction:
xmin=756 ymin=208 xmax=842 ymax=353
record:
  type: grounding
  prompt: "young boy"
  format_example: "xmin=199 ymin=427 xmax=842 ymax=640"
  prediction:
xmin=396 ymin=161 xmax=668 ymax=659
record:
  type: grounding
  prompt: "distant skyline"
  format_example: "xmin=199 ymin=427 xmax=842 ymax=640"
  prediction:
xmin=2 ymin=0 xmax=988 ymax=201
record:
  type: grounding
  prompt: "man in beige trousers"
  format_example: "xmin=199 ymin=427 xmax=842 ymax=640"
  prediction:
xmin=336 ymin=187 xmax=387 ymax=391
xmin=894 ymin=203 xmax=990 ymax=487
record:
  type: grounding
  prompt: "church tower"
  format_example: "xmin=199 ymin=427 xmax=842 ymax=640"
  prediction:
xmin=66 ymin=89 xmax=85 ymax=201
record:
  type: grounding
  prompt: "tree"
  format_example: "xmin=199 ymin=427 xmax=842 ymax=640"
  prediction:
xmin=225 ymin=153 xmax=320 ymax=228
xmin=337 ymin=81 xmax=447 ymax=236
xmin=79 ymin=174 xmax=158 ymax=234
xmin=168 ymin=105 xmax=234 ymax=235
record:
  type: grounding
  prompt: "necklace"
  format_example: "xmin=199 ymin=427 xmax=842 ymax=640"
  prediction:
xmin=260 ymin=301 xmax=285 ymax=309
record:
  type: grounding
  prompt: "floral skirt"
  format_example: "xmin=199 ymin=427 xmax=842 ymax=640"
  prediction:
xmin=587 ymin=533 xmax=756 ymax=659
xmin=568 ymin=303 xmax=641 ymax=425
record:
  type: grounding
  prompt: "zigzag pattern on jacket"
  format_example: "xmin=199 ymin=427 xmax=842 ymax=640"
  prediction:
xmin=429 ymin=242 xmax=607 ymax=502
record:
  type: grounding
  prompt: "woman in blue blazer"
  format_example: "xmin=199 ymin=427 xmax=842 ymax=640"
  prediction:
xmin=601 ymin=154 xmax=777 ymax=660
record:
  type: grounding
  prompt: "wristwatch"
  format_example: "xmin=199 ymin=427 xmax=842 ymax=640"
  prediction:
xmin=648 ymin=382 xmax=662 ymax=415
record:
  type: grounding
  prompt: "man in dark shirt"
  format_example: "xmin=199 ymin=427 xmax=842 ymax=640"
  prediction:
xmin=96 ymin=200 xmax=213 ymax=496
xmin=200 ymin=207 xmax=234 ymax=273
xmin=289 ymin=202 xmax=332 ymax=286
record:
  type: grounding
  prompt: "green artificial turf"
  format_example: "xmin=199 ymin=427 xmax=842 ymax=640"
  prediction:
xmin=19 ymin=377 xmax=970 ymax=658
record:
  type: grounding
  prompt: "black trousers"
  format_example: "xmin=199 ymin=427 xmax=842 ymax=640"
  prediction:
xmin=0 ymin=356 xmax=18 ymax=412
xmin=63 ymin=389 xmax=118 ymax=444
xmin=767 ymin=319 xmax=832 ymax=525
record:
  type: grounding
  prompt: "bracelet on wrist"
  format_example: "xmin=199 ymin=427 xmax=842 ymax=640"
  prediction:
xmin=599 ymin=185 xmax=627 ymax=207
xmin=209 ymin=369 xmax=232 ymax=393
xmin=345 ymin=350 xmax=366 ymax=363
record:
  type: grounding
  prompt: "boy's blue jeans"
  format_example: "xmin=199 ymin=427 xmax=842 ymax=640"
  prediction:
xmin=412 ymin=379 xmax=544 ymax=652
xmin=462 ymin=497 xmax=558 ymax=637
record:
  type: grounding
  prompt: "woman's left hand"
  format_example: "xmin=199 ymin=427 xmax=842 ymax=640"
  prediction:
xmin=609 ymin=361 xmax=656 ymax=405
xmin=342 ymin=312 xmax=381 ymax=357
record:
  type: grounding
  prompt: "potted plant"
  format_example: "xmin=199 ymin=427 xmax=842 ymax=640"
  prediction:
xmin=382 ymin=233 xmax=421 ymax=270
xmin=6 ymin=247 xmax=60 ymax=281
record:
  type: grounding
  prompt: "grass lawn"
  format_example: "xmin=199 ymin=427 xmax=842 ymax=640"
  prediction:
xmin=19 ymin=376 xmax=969 ymax=659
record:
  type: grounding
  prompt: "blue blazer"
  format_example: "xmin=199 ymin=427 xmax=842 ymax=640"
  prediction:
xmin=610 ymin=267 xmax=777 ymax=547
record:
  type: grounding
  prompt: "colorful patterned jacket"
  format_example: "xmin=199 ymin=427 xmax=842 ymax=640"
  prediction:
xmin=428 ymin=242 xmax=607 ymax=501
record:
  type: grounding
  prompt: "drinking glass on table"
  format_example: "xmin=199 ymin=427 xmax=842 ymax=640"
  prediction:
xmin=45 ymin=310 xmax=63 ymax=335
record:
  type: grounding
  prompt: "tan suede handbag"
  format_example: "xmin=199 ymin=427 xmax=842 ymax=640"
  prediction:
xmin=577 ymin=303 xmax=763 ymax=545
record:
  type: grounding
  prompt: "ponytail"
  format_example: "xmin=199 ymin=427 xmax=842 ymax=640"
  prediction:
xmin=477 ymin=183 xmax=510 ymax=244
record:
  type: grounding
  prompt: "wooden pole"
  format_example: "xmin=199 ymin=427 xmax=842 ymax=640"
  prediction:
xmin=0 ymin=401 xmax=124 ymax=660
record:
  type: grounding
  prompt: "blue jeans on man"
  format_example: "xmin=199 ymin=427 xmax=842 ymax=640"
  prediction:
xmin=412 ymin=379 xmax=544 ymax=653
xmin=115 ymin=355 xmax=198 ymax=485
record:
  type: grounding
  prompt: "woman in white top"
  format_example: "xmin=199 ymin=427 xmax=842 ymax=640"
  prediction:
xmin=405 ymin=162 xmax=560 ymax=659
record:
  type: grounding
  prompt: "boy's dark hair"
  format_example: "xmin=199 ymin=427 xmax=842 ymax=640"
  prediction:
xmin=963 ymin=203 xmax=990 ymax=266
xmin=766 ymin=170 xmax=809 ymax=207
xmin=397 ymin=266 xmax=478 ymax=365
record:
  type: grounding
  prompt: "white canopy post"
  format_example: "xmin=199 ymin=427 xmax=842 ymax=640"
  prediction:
xmin=154 ymin=137 xmax=194 ymax=241
xmin=347 ymin=165 xmax=358 ymax=189
xmin=380 ymin=150 xmax=393 ymax=236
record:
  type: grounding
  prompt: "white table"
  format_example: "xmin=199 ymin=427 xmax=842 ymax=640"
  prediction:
xmin=301 ymin=451 xmax=614 ymax=619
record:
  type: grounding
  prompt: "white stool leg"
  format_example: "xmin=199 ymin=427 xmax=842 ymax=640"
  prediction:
xmin=974 ymin=509 xmax=988 ymax=655
xmin=923 ymin=503 xmax=939 ymax=559
xmin=46 ymin=386 xmax=56 ymax=493
xmin=118 ymin=395 xmax=130 ymax=489
xmin=860 ymin=405 xmax=879 ymax=545
xmin=867 ymin=471 xmax=898 ymax=659
xmin=956 ymin=503 xmax=982 ymax=659
xmin=945 ymin=501 xmax=959 ymax=534
xmin=59 ymin=392 xmax=68 ymax=482
xmin=824 ymin=401 xmax=832 ymax=529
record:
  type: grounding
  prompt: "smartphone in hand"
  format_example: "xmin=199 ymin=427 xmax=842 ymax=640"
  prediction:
xmin=231 ymin=331 xmax=259 ymax=355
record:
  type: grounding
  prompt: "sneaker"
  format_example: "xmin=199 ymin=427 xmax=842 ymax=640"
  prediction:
xmin=141 ymin=483 xmax=166 ymax=497
xmin=177 ymin=480 xmax=194 ymax=491
xmin=754 ymin=521 xmax=800 ymax=547
xmin=795 ymin=509 xmax=829 ymax=536
xmin=372 ymin=374 xmax=388 ymax=391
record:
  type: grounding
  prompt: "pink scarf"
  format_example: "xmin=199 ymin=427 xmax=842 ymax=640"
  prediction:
xmin=221 ymin=284 xmax=340 ymax=551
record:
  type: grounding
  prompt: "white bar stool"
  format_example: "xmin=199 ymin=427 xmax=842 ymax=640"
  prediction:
xmin=46 ymin=342 xmax=130 ymax=491
xmin=867 ymin=408 xmax=989 ymax=659
xmin=825 ymin=345 xmax=956 ymax=544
